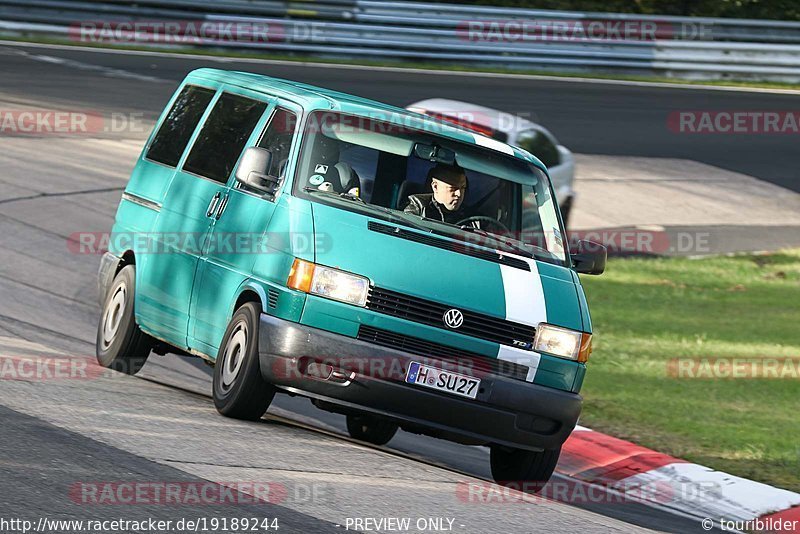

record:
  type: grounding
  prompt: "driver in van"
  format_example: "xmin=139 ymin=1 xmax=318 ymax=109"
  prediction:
xmin=404 ymin=163 xmax=471 ymax=225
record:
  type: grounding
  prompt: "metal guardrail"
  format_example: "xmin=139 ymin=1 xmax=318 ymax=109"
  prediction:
xmin=1 ymin=0 xmax=800 ymax=82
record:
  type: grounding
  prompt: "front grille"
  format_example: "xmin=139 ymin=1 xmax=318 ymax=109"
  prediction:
xmin=357 ymin=325 xmax=529 ymax=381
xmin=368 ymin=221 xmax=530 ymax=271
xmin=366 ymin=286 xmax=536 ymax=348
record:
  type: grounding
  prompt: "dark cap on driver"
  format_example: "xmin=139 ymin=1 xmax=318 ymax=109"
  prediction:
xmin=427 ymin=163 xmax=466 ymax=186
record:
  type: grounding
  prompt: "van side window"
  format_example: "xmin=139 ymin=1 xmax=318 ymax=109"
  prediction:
xmin=257 ymin=107 xmax=298 ymax=178
xmin=184 ymin=93 xmax=268 ymax=184
xmin=146 ymin=85 xmax=215 ymax=167
xmin=516 ymin=129 xmax=560 ymax=168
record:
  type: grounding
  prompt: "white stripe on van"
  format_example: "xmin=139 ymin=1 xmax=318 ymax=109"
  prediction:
xmin=473 ymin=133 xmax=515 ymax=155
xmin=497 ymin=257 xmax=547 ymax=382
xmin=498 ymin=261 xmax=547 ymax=327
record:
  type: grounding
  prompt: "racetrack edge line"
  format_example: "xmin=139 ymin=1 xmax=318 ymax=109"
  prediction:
xmin=2 ymin=39 xmax=800 ymax=96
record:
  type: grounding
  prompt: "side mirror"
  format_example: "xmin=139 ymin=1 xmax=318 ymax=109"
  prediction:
xmin=235 ymin=147 xmax=279 ymax=197
xmin=571 ymin=239 xmax=606 ymax=275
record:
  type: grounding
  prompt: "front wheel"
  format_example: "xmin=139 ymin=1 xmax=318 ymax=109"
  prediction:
xmin=346 ymin=413 xmax=398 ymax=445
xmin=489 ymin=445 xmax=561 ymax=491
xmin=213 ymin=302 xmax=276 ymax=421
xmin=96 ymin=264 xmax=152 ymax=375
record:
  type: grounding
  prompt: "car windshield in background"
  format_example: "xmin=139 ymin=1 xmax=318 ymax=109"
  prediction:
xmin=294 ymin=111 xmax=567 ymax=265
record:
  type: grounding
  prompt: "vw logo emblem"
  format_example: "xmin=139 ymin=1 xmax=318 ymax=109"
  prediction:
xmin=443 ymin=309 xmax=464 ymax=329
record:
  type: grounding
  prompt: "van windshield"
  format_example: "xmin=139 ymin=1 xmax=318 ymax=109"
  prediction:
xmin=293 ymin=111 xmax=567 ymax=265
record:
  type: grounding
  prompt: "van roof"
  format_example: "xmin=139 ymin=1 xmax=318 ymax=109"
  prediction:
xmin=186 ymin=68 xmax=546 ymax=172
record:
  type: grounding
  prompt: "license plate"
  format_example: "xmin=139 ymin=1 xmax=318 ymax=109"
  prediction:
xmin=405 ymin=362 xmax=480 ymax=399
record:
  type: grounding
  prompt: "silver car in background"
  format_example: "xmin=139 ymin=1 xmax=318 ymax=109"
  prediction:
xmin=406 ymin=98 xmax=576 ymax=227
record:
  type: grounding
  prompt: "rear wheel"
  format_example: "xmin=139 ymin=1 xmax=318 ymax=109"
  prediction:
xmin=489 ymin=445 xmax=561 ymax=491
xmin=96 ymin=265 xmax=152 ymax=375
xmin=213 ymin=302 xmax=276 ymax=421
xmin=346 ymin=413 xmax=398 ymax=445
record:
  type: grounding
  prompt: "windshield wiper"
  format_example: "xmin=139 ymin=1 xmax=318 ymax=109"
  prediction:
xmin=303 ymin=187 xmax=365 ymax=203
xmin=456 ymin=225 xmax=535 ymax=259
xmin=378 ymin=207 xmax=433 ymax=233
xmin=458 ymin=225 xmax=559 ymax=264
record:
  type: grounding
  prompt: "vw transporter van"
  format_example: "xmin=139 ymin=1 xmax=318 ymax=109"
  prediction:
xmin=96 ymin=69 xmax=606 ymax=486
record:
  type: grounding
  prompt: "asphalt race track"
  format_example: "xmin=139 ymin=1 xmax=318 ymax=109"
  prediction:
xmin=2 ymin=41 xmax=795 ymax=533
xmin=2 ymin=42 xmax=799 ymax=192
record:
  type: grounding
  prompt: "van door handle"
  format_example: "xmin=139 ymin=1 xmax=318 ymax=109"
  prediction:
xmin=215 ymin=194 xmax=229 ymax=220
xmin=205 ymin=192 xmax=221 ymax=218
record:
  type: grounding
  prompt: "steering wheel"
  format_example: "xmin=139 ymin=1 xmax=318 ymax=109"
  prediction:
xmin=455 ymin=216 xmax=511 ymax=235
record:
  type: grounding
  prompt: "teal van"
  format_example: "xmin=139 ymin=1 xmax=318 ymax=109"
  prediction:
xmin=96 ymin=68 xmax=605 ymax=486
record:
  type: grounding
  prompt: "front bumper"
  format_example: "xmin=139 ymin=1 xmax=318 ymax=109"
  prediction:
xmin=258 ymin=314 xmax=582 ymax=451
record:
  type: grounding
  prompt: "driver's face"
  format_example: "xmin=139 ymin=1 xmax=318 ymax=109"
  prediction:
xmin=431 ymin=176 xmax=467 ymax=211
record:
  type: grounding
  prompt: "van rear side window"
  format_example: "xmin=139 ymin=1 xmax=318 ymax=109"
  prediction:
xmin=146 ymin=85 xmax=214 ymax=167
xmin=184 ymin=93 xmax=268 ymax=184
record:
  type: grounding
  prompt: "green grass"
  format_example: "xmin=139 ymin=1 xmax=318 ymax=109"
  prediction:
xmin=579 ymin=250 xmax=800 ymax=492
xmin=3 ymin=35 xmax=800 ymax=92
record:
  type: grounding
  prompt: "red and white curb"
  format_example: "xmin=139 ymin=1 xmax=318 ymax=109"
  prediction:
xmin=558 ymin=426 xmax=800 ymax=531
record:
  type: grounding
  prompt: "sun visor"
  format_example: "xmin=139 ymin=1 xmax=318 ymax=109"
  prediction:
xmin=322 ymin=122 xmax=414 ymax=157
xmin=455 ymin=150 xmax=540 ymax=186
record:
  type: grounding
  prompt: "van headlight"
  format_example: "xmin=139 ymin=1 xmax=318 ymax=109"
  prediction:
xmin=287 ymin=259 xmax=369 ymax=307
xmin=534 ymin=324 xmax=593 ymax=363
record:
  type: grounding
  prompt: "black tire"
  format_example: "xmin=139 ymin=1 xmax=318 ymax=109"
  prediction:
xmin=346 ymin=414 xmax=398 ymax=445
xmin=213 ymin=302 xmax=275 ymax=421
xmin=96 ymin=264 xmax=152 ymax=375
xmin=489 ymin=445 xmax=561 ymax=491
